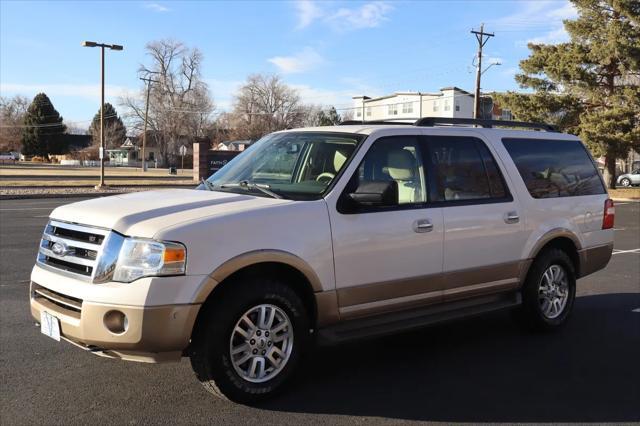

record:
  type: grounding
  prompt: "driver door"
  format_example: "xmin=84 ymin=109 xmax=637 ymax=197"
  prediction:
xmin=327 ymin=135 xmax=445 ymax=320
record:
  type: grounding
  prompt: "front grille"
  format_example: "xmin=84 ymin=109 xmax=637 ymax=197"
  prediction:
xmin=32 ymin=283 xmax=83 ymax=318
xmin=37 ymin=220 xmax=109 ymax=281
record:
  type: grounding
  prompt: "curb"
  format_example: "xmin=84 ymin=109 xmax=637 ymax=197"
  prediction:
xmin=0 ymin=192 xmax=127 ymax=200
xmin=611 ymin=198 xmax=640 ymax=203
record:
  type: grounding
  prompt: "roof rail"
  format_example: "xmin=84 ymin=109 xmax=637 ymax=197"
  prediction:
xmin=414 ymin=117 xmax=558 ymax=132
xmin=339 ymin=118 xmax=420 ymax=126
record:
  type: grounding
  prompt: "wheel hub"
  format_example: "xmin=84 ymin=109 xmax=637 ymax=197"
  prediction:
xmin=228 ymin=304 xmax=293 ymax=383
xmin=538 ymin=264 xmax=569 ymax=319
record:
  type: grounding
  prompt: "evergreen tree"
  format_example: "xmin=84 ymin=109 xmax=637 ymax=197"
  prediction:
xmin=21 ymin=93 xmax=66 ymax=158
xmin=317 ymin=106 xmax=342 ymax=126
xmin=88 ymin=103 xmax=127 ymax=149
xmin=495 ymin=0 xmax=640 ymax=188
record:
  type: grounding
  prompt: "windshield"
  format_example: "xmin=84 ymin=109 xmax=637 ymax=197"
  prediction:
xmin=204 ymin=132 xmax=364 ymax=200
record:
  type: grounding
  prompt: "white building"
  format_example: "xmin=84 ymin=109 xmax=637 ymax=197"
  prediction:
xmin=351 ymin=87 xmax=510 ymax=121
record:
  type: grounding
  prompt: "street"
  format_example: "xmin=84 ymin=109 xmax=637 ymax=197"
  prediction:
xmin=1 ymin=197 xmax=638 ymax=424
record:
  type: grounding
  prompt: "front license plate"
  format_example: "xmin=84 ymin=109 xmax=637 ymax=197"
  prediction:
xmin=40 ymin=311 xmax=61 ymax=341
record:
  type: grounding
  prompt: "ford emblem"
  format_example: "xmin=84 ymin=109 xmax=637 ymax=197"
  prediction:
xmin=51 ymin=241 xmax=68 ymax=257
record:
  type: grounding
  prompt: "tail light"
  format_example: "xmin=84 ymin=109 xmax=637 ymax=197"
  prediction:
xmin=602 ymin=199 xmax=615 ymax=229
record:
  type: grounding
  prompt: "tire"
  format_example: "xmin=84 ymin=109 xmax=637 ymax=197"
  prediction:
xmin=620 ymin=178 xmax=631 ymax=187
xmin=515 ymin=248 xmax=576 ymax=331
xmin=189 ymin=277 xmax=310 ymax=403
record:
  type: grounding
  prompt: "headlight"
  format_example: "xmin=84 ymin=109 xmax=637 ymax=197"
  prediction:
xmin=112 ymin=238 xmax=186 ymax=283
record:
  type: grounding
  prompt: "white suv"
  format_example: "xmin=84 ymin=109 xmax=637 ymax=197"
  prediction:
xmin=30 ymin=118 xmax=614 ymax=402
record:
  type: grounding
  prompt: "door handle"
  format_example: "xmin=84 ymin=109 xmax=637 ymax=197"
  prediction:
xmin=413 ymin=219 xmax=434 ymax=233
xmin=504 ymin=211 xmax=520 ymax=224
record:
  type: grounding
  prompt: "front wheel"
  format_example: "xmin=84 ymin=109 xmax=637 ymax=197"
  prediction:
xmin=620 ymin=178 xmax=631 ymax=187
xmin=189 ymin=278 xmax=310 ymax=403
xmin=516 ymin=248 xmax=576 ymax=331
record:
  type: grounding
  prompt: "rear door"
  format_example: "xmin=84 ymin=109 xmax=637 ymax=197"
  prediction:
xmin=424 ymin=134 xmax=527 ymax=301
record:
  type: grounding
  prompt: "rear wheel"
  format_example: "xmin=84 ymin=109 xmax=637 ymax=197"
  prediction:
xmin=516 ymin=248 xmax=576 ymax=331
xmin=189 ymin=278 xmax=310 ymax=403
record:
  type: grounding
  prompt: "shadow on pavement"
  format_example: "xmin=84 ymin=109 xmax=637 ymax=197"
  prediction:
xmin=261 ymin=293 xmax=640 ymax=422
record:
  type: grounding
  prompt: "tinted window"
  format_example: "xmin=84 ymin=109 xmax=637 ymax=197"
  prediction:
xmin=502 ymin=138 xmax=605 ymax=198
xmin=428 ymin=136 xmax=505 ymax=202
xmin=356 ymin=136 xmax=427 ymax=205
xmin=477 ymin=142 xmax=508 ymax=198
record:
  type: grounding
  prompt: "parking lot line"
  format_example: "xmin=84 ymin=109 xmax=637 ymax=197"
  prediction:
xmin=612 ymin=249 xmax=640 ymax=255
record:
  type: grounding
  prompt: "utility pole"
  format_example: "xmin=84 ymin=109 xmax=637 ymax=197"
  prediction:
xmin=471 ymin=24 xmax=494 ymax=119
xmin=82 ymin=41 xmax=123 ymax=188
xmin=139 ymin=77 xmax=158 ymax=172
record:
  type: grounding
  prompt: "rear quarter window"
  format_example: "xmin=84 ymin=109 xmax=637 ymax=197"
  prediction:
xmin=502 ymin=138 xmax=606 ymax=198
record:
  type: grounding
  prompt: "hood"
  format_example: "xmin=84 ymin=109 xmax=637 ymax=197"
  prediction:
xmin=50 ymin=189 xmax=290 ymax=238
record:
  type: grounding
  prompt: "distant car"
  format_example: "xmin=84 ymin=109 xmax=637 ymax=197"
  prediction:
xmin=617 ymin=169 xmax=640 ymax=187
xmin=0 ymin=152 xmax=17 ymax=162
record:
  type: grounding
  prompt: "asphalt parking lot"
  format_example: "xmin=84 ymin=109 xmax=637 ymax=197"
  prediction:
xmin=1 ymin=197 xmax=638 ymax=425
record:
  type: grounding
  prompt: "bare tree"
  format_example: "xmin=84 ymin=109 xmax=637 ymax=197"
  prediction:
xmin=229 ymin=74 xmax=305 ymax=141
xmin=0 ymin=95 xmax=29 ymax=151
xmin=121 ymin=39 xmax=214 ymax=165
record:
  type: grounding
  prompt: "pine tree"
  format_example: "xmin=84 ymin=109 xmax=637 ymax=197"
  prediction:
xmin=88 ymin=103 xmax=127 ymax=149
xmin=317 ymin=106 xmax=342 ymax=126
xmin=21 ymin=93 xmax=66 ymax=158
xmin=495 ymin=0 xmax=640 ymax=188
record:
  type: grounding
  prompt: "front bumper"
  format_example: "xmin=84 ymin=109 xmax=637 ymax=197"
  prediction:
xmin=30 ymin=278 xmax=202 ymax=363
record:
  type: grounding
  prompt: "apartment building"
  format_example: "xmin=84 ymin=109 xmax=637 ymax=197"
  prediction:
xmin=352 ymin=87 xmax=511 ymax=121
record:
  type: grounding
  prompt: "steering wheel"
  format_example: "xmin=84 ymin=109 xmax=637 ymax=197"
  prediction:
xmin=316 ymin=172 xmax=335 ymax=183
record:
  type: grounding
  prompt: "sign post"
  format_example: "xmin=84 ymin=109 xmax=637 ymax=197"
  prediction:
xmin=179 ymin=145 xmax=187 ymax=174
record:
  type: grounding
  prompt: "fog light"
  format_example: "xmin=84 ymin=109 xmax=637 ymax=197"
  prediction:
xmin=104 ymin=310 xmax=128 ymax=334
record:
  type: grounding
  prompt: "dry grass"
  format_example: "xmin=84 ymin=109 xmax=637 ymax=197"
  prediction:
xmin=609 ymin=188 xmax=640 ymax=200
xmin=0 ymin=179 xmax=194 ymax=187
xmin=0 ymin=165 xmax=191 ymax=177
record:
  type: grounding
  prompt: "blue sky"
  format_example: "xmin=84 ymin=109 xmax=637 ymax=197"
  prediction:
xmin=0 ymin=0 xmax=577 ymax=128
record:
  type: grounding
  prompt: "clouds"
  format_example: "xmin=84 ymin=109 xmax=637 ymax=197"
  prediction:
xmin=293 ymin=1 xmax=393 ymax=31
xmin=295 ymin=0 xmax=323 ymax=29
xmin=268 ymin=47 xmax=324 ymax=74
xmin=491 ymin=0 xmax=577 ymax=45
xmin=143 ymin=2 xmax=170 ymax=13
xmin=328 ymin=1 xmax=393 ymax=30
xmin=275 ymin=1 xmax=394 ymax=74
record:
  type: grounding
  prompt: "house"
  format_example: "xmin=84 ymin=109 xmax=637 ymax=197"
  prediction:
xmin=108 ymin=133 xmax=210 ymax=168
xmin=351 ymin=87 xmax=510 ymax=121
xmin=215 ymin=140 xmax=252 ymax=151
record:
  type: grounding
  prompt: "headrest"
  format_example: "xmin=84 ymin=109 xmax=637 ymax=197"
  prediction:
xmin=334 ymin=150 xmax=348 ymax=172
xmin=387 ymin=150 xmax=415 ymax=180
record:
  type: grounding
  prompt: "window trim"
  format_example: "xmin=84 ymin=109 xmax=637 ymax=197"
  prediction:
xmin=421 ymin=135 xmax=513 ymax=207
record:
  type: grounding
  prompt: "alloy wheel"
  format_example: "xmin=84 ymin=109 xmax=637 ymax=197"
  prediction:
xmin=538 ymin=264 xmax=569 ymax=319
xmin=229 ymin=304 xmax=294 ymax=383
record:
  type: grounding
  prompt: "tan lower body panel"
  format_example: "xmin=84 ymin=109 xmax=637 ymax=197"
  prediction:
xmin=31 ymin=281 xmax=200 ymax=363
xmin=335 ymin=261 xmax=525 ymax=320
xmin=578 ymin=243 xmax=614 ymax=277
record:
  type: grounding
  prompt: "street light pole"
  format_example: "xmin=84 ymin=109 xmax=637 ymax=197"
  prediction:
xmin=100 ymin=45 xmax=105 ymax=186
xmin=82 ymin=41 xmax=123 ymax=189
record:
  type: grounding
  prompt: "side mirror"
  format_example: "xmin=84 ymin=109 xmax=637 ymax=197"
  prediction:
xmin=348 ymin=180 xmax=398 ymax=207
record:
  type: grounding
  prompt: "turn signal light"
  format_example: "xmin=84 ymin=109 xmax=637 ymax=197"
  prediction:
xmin=164 ymin=246 xmax=186 ymax=263
xmin=602 ymin=199 xmax=615 ymax=230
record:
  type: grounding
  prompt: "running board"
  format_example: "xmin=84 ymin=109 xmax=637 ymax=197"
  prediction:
xmin=317 ymin=292 xmax=521 ymax=345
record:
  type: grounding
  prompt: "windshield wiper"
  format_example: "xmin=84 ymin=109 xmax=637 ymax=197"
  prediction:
xmin=219 ymin=181 xmax=283 ymax=199
xmin=201 ymin=178 xmax=215 ymax=191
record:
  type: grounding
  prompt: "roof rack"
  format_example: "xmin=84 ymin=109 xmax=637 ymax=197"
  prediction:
xmin=339 ymin=117 xmax=557 ymax=132
xmin=414 ymin=117 xmax=558 ymax=132
xmin=340 ymin=119 xmax=419 ymax=126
